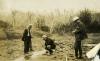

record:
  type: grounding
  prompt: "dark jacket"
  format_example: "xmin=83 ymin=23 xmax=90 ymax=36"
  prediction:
xmin=22 ymin=29 xmax=32 ymax=41
xmin=44 ymin=38 xmax=56 ymax=49
xmin=73 ymin=21 xmax=87 ymax=41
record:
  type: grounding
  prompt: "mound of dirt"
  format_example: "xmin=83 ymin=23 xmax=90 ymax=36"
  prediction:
xmin=0 ymin=29 xmax=7 ymax=40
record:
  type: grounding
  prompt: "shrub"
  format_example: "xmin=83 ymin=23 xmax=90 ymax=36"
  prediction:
xmin=51 ymin=22 xmax=71 ymax=35
xmin=35 ymin=16 xmax=50 ymax=32
xmin=0 ymin=20 xmax=11 ymax=29
xmin=79 ymin=9 xmax=92 ymax=27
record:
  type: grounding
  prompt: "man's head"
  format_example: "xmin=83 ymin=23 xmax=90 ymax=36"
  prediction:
xmin=28 ymin=24 xmax=32 ymax=30
xmin=42 ymin=35 xmax=47 ymax=40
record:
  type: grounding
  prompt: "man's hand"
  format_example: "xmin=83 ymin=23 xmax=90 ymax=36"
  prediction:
xmin=72 ymin=29 xmax=77 ymax=33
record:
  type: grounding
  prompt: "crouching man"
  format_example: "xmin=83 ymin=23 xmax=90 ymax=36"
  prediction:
xmin=42 ymin=35 xmax=56 ymax=55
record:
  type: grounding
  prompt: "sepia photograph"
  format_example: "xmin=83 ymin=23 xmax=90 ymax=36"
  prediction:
xmin=0 ymin=0 xmax=100 ymax=61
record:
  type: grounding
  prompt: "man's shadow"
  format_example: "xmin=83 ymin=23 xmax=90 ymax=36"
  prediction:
xmin=24 ymin=54 xmax=32 ymax=60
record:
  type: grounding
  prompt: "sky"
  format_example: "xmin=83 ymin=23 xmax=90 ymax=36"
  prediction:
xmin=0 ymin=0 xmax=100 ymax=12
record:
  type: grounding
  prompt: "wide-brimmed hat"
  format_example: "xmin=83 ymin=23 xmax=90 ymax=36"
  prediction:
xmin=73 ymin=16 xmax=79 ymax=22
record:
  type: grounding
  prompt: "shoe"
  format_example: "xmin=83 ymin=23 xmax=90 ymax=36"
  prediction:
xmin=43 ymin=51 xmax=48 ymax=55
xmin=75 ymin=57 xmax=78 ymax=59
xmin=46 ymin=50 xmax=48 ymax=53
xmin=24 ymin=52 xmax=29 ymax=55
xmin=30 ymin=49 xmax=33 ymax=51
xmin=78 ymin=56 xmax=83 ymax=59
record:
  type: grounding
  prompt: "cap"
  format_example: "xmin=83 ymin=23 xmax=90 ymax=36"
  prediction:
xmin=42 ymin=35 xmax=47 ymax=38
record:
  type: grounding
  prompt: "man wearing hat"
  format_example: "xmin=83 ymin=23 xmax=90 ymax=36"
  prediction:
xmin=72 ymin=17 xmax=87 ymax=59
xmin=22 ymin=24 xmax=33 ymax=54
xmin=42 ymin=35 xmax=56 ymax=55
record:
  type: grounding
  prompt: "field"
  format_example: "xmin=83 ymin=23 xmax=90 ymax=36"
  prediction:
xmin=0 ymin=9 xmax=100 ymax=61
xmin=0 ymin=32 xmax=100 ymax=61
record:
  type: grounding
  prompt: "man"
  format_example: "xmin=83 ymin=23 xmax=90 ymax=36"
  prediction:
xmin=42 ymin=35 xmax=56 ymax=55
xmin=72 ymin=17 xmax=87 ymax=59
xmin=22 ymin=24 xmax=33 ymax=54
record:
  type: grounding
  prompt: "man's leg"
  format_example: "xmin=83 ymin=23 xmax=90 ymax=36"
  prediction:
xmin=29 ymin=40 xmax=33 ymax=51
xmin=77 ymin=41 xmax=83 ymax=59
xmin=75 ymin=47 xmax=78 ymax=58
xmin=24 ymin=44 xmax=27 ymax=54
xmin=79 ymin=46 xmax=82 ymax=58
xmin=46 ymin=47 xmax=53 ymax=55
xmin=24 ymin=41 xmax=29 ymax=54
xmin=45 ymin=45 xmax=53 ymax=55
xmin=45 ymin=46 xmax=49 ymax=54
xmin=74 ymin=41 xmax=79 ymax=58
xmin=49 ymin=49 xmax=53 ymax=55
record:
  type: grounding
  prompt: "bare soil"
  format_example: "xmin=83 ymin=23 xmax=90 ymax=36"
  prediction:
xmin=0 ymin=33 xmax=99 ymax=61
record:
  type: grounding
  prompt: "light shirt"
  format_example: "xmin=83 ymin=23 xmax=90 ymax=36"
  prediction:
xmin=27 ymin=29 xmax=31 ymax=36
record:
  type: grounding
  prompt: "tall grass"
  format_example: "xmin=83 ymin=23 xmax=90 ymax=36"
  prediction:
xmin=79 ymin=9 xmax=100 ymax=32
xmin=0 ymin=9 xmax=100 ymax=35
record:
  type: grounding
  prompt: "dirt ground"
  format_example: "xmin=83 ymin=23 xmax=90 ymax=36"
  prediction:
xmin=0 ymin=33 xmax=100 ymax=61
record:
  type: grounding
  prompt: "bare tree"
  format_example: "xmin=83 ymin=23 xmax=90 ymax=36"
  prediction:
xmin=11 ymin=10 xmax=17 ymax=28
xmin=26 ymin=12 xmax=34 ymax=24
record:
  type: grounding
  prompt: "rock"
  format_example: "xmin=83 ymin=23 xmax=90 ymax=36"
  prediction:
xmin=0 ymin=54 xmax=2 ymax=56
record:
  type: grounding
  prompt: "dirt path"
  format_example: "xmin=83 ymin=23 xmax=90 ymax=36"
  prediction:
xmin=14 ymin=49 xmax=67 ymax=61
xmin=1 ymin=34 xmax=99 ymax=61
xmin=14 ymin=50 xmax=46 ymax=61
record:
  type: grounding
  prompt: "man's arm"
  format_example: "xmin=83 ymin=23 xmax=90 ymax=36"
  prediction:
xmin=22 ymin=29 xmax=26 ymax=41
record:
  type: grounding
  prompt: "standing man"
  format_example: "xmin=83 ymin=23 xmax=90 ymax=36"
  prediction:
xmin=42 ymin=35 xmax=56 ymax=55
xmin=72 ymin=17 xmax=87 ymax=59
xmin=22 ymin=24 xmax=33 ymax=54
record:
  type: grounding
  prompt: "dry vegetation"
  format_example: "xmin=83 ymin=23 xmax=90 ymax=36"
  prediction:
xmin=0 ymin=9 xmax=100 ymax=61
